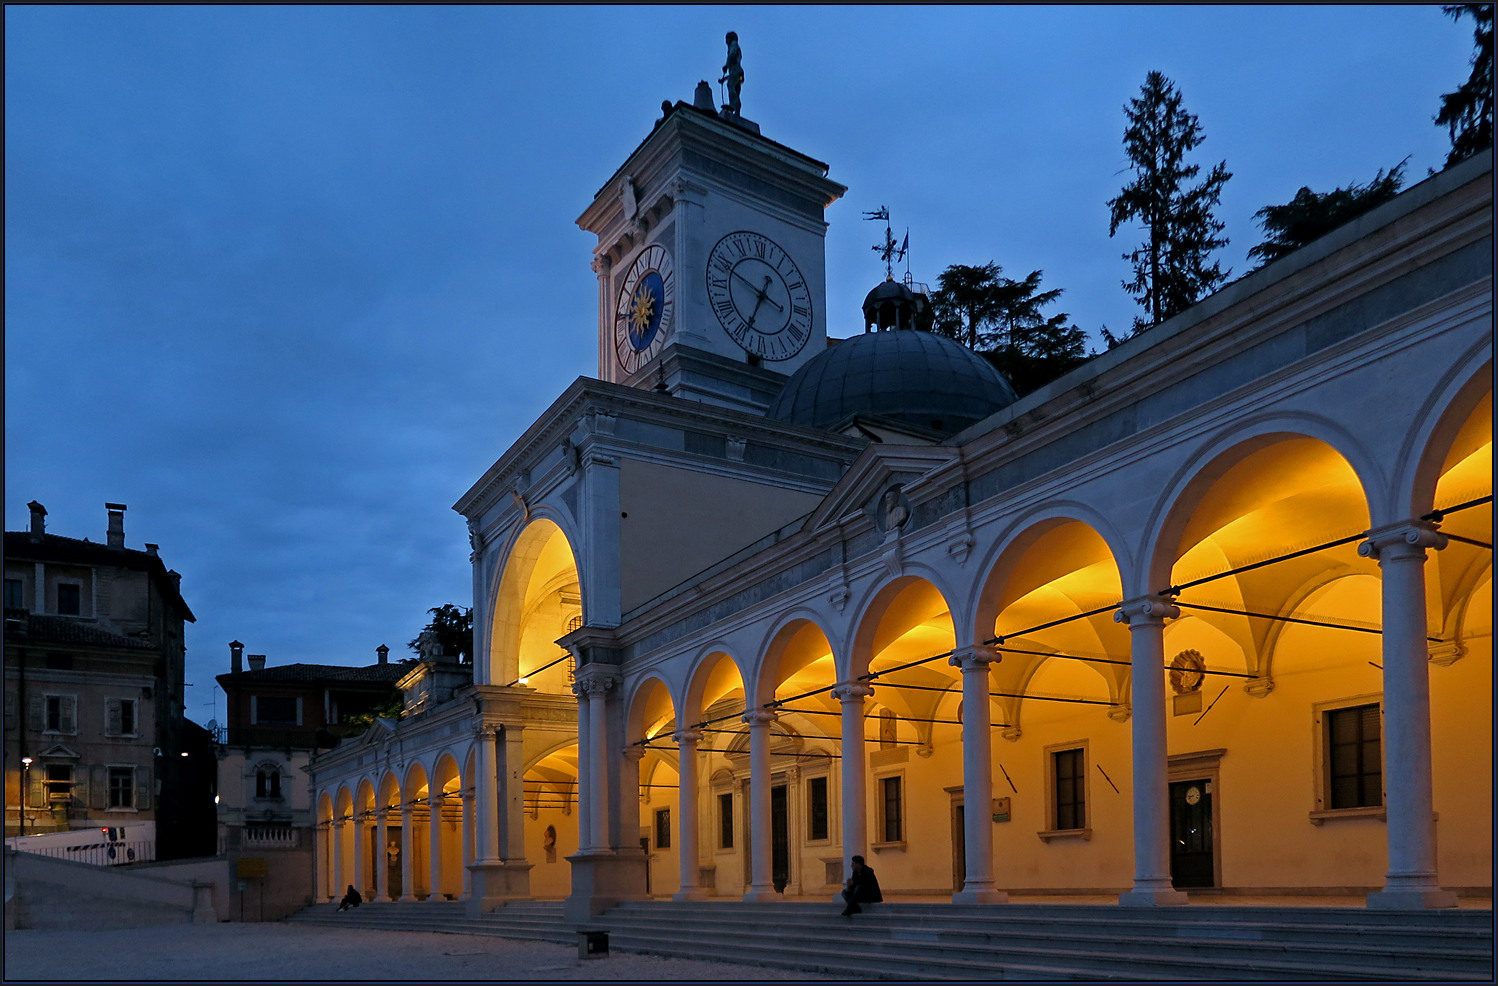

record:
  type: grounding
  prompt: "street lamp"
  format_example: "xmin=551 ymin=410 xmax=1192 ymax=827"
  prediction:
xmin=19 ymin=757 xmax=33 ymax=838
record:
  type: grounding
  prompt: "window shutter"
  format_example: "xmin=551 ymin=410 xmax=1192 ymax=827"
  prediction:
xmin=107 ymin=699 xmax=123 ymax=736
xmin=59 ymin=695 xmax=77 ymax=734
xmin=91 ymin=765 xmax=107 ymax=809
xmin=28 ymin=694 xmax=43 ymax=732
xmin=135 ymin=766 xmax=152 ymax=809
xmin=3 ymin=688 xmax=15 ymax=724
xmin=28 ymin=769 xmax=45 ymax=807
xmin=250 ymin=696 xmax=258 ymax=724
xmin=295 ymin=697 xmax=303 ymax=726
xmin=72 ymin=766 xmax=89 ymax=807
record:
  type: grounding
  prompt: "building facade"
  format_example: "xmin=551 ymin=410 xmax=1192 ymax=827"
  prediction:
xmin=3 ymin=502 xmax=211 ymax=859
xmin=310 ymin=96 xmax=1492 ymax=919
xmin=214 ymin=643 xmax=403 ymax=918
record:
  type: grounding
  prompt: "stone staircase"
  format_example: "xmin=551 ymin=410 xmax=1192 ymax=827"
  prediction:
xmin=286 ymin=898 xmax=1494 ymax=981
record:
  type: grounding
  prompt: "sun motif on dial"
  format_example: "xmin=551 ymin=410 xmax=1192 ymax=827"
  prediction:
xmin=614 ymin=244 xmax=674 ymax=376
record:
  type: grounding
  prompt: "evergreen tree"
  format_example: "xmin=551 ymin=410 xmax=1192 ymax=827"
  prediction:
xmin=1108 ymin=72 xmax=1232 ymax=335
xmin=1247 ymin=162 xmax=1407 ymax=268
xmin=407 ymin=603 xmax=474 ymax=662
xmin=1436 ymin=4 xmax=1494 ymax=167
xmin=930 ymin=263 xmax=1088 ymax=395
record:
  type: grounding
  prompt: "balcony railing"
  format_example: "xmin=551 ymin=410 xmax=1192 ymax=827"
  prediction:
xmin=243 ymin=825 xmax=299 ymax=849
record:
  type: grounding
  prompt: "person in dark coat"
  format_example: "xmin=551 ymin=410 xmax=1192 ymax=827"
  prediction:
xmin=337 ymin=884 xmax=363 ymax=912
xmin=840 ymin=855 xmax=882 ymax=916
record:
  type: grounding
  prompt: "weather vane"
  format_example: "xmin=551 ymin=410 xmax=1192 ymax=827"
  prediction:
xmin=863 ymin=206 xmax=909 ymax=280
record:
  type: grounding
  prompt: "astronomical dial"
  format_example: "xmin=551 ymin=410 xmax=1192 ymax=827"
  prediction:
xmin=705 ymin=231 xmax=813 ymax=361
xmin=614 ymin=244 xmax=674 ymax=376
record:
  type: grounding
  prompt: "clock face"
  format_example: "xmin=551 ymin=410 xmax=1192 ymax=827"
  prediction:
xmin=706 ymin=231 xmax=813 ymax=361
xmin=1185 ymin=786 xmax=1202 ymax=806
xmin=614 ymin=244 xmax=674 ymax=375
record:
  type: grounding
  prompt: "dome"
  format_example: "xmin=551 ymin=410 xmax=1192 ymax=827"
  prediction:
xmin=766 ymin=329 xmax=1018 ymax=435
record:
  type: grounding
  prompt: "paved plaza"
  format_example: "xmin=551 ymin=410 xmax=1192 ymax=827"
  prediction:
xmin=3 ymin=923 xmax=834 ymax=982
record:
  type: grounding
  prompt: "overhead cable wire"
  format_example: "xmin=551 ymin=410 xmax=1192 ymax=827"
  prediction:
xmin=501 ymin=651 xmax=571 ymax=688
xmin=1174 ymin=601 xmax=1442 ymax=642
xmin=995 ymin=644 xmax=1256 ymax=679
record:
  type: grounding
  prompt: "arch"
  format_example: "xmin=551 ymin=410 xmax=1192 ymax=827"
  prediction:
xmin=487 ymin=517 xmax=583 ymax=691
xmin=1142 ymin=417 xmax=1382 ymax=594
xmin=683 ymin=648 xmax=746 ymax=725
xmin=750 ymin=614 xmax=839 ymax=708
xmin=1399 ymin=351 xmax=1493 ymax=519
xmin=847 ymin=575 xmax=959 ymax=683
xmin=432 ymin=752 xmax=463 ymax=797
xmin=626 ymin=673 xmax=678 ymax=745
xmin=317 ymin=790 xmax=334 ymax=824
xmin=335 ymin=785 xmax=355 ymax=820
xmin=403 ymin=762 xmax=430 ymax=807
xmin=354 ymin=778 xmax=376 ymax=818
xmin=377 ymin=771 xmax=403 ymax=810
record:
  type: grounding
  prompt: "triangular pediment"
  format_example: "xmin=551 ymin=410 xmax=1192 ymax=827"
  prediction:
xmin=805 ymin=444 xmax=958 ymax=533
xmin=39 ymin=744 xmax=80 ymax=759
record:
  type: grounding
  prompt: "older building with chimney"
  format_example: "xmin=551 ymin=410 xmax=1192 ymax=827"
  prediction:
xmin=213 ymin=643 xmax=404 ymax=918
xmin=3 ymin=501 xmax=212 ymax=860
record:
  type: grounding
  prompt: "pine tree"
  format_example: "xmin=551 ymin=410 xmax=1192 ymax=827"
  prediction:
xmin=1247 ymin=162 xmax=1407 ymax=268
xmin=1436 ymin=4 xmax=1494 ymax=167
xmin=1108 ymin=72 xmax=1232 ymax=334
xmin=930 ymin=263 xmax=1004 ymax=349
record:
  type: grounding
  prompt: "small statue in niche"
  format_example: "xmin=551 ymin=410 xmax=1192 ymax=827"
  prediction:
xmin=882 ymin=488 xmax=909 ymax=531
xmin=544 ymin=824 xmax=557 ymax=863
xmin=719 ymin=31 xmax=743 ymax=116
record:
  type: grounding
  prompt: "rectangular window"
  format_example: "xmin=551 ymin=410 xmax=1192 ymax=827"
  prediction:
xmin=3 ymin=579 xmax=22 ymax=609
xmin=253 ymin=696 xmax=299 ymax=725
xmin=45 ymin=765 xmax=72 ymax=801
xmin=1055 ymin=748 xmax=1086 ymax=830
xmin=808 ymin=776 xmax=829 ymax=842
xmin=109 ymin=767 xmax=135 ymax=809
xmin=718 ymin=792 xmax=734 ymax=849
xmin=44 ymin=695 xmax=76 ymax=734
xmin=655 ymin=807 xmax=671 ymax=849
xmin=1328 ymin=704 xmax=1382 ymax=809
xmin=107 ymin=698 xmax=138 ymax=736
xmin=56 ymin=583 xmax=81 ymax=616
xmin=880 ymin=775 xmax=903 ymax=843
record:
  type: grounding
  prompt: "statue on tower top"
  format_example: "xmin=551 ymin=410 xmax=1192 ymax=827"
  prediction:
xmin=719 ymin=31 xmax=744 ymax=117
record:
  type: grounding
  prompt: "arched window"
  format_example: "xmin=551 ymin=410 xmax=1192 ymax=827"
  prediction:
xmin=255 ymin=765 xmax=282 ymax=800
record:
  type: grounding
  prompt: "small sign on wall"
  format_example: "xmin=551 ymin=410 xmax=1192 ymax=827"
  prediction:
xmin=236 ymin=857 xmax=267 ymax=879
xmin=991 ymin=797 xmax=1011 ymax=823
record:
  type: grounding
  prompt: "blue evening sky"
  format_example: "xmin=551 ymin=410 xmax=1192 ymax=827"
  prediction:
xmin=4 ymin=6 xmax=1474 ymax=726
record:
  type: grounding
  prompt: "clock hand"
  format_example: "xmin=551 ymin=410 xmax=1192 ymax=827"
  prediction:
xmin=745 ymin=291 xmax=768 ymax=330
xmin=759 ymin=275 xmax=784 ymax=312
xmin=730 ymin=267 xmax=785 ymax=312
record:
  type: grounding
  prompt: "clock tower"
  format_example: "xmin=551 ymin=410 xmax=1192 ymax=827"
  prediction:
xmin=577 ymin=88 xmax=846 ymax=413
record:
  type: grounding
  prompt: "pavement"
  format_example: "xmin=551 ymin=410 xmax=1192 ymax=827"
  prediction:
xmin=3 ymin=923 xmax=836 ymax=982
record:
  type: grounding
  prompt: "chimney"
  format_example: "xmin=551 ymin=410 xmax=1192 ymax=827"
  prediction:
xmin=376 ymin=644 xmax=389 ymax=665
xmin=247 ymin=654 xmax=266 ymax=672
xmin=106 ymin=502 xmax=127 ymax=549
xmin=144 ymin=543 xmax=159 ymax=556
xmin=230 ymin=640 xmax=244 ymax=674
xmin=694 ymin=80 xmax=714 ymax=111
xmin=27 ymin=501 xmax=46 ymax=541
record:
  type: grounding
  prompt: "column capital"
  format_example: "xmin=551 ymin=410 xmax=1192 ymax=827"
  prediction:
xmin=1359 ymin=521 xmax=1448 ymax=559
xmin=949 ymin=644 xmax=999 ymax=671
xmin=471 ymin=720 xmax=501 ymax=739
xmin=741 ymin=709 xmax=779 ymax=727
xmin=1114 ymin=598 xmax=1181 ymax=626
xmin=672 ymin=729 xmax=703 ymax=744
xmin=622 ymin=745 xmax=645 ymax=763
xmin=830 ymin=682 xmax=875 ymax=702
xmin=428 ymin=793 xmax=443 ymax=807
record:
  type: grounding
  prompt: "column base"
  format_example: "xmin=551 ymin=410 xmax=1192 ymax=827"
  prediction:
xmin=562 ymin=850 xmax=648 ymax=925
xmin=424 ymin=893 xmax=449 ymax=904
xmin=742 ymin=886 xmax=781 ymax=902
xmin=952 ymin=886 xmax=1009 ymax=904
xmin=1119 ymin=886 xmax=1190 ymax=906
xmin=671 ymin=888 xmax=710 ymax=902
xmin=1367 ymin=888 xmax=1459 ymax=910
xmin=465 ymin=861 xmax=533 ymax=918
xmin=397 ymin=894 xmax=419 ymax=903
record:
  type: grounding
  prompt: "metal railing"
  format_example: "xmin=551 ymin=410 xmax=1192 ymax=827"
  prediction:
xmin=14 ymin=839 xmax=155 ymax=867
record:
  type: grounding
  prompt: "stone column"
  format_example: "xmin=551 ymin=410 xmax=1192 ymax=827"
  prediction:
xmin=331 ymin=820 xmax=345 ymax=902
xmin=949 ymin=647 xmax=1007 ymax=903
xmin=672 ymin=729 xmax=707 ymax=901
xmin=587 ymin=677 xmax=614 ymax=850
xmin=742 ymin=710 xmax=779 ymax=900
xmin=573 ymin=682 xmax=594 ymax=853
xmin=501 ymin=726 xmax=528 ymax=862
xmin=427 ymin=794 xmax=445 ymax=902
xmin=831 ymin=683 xmax=873 ymax=887
xmin=1361 ymin=523 xmax=1458 ymax=909
xmin=1116 ymin=599 xmax=1189 ymax=906
xmin=460 ymin=791 xmax=474 ymax=900
xmin=375 ymin=809 xmax=390 ymax=902
xmin=398 ymin=801 xmax=418 ymax=902
xmin=473 ymin=728 xmax=501 ymax=865
xmin=352 ymin=814 xmax=368 ymax=898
